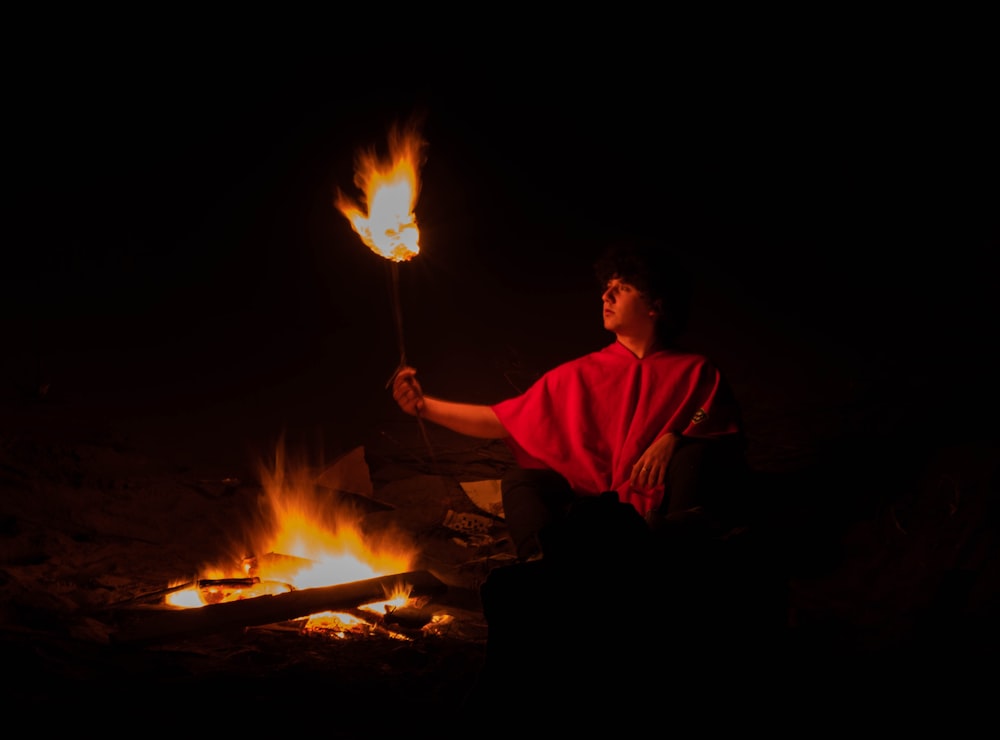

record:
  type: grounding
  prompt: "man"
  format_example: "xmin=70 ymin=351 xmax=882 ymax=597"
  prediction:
xmin=393 ymin=238 xmax=767 ymax=714
xmin=392 ymin=236 xmax=749 ymax=560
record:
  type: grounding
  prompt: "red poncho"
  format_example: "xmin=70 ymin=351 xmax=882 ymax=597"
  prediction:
xmin=491 ymin=341 xmax=742 ymax=516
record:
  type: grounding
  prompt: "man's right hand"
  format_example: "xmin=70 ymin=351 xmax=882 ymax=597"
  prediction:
xmin=390 ymin=368 xmax=508 ymax=439
xmin=392 ymin=366 xmax=425 ymax=416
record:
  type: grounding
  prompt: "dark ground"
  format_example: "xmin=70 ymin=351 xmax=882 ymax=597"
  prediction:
xmin=2 ymin=382 xmax=998 ymax=730
xmin=3 ymin=32 xmax=999 ymax=731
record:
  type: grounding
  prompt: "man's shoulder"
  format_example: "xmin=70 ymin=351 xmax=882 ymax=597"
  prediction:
xmin=651 ymin=348 xmax=715 ymax=366
xmin=646 ymin=349 xmax=726 ymax=382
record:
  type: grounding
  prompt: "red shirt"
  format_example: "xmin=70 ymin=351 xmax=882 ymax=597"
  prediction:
xmin=491 ymin=341 xmax=742 ymax=516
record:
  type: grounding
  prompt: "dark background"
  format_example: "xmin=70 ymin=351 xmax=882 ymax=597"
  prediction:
xmin=5 ymin=39 xmax=997 ymax=476
xmin=2 ymin=30 xmax=998 ymax=722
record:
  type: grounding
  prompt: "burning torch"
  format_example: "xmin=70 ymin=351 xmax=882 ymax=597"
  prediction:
xmin=334 ymin=120 xmax=425 ymax=378
xmin=334 ymin=121 xmax=436 ymax=453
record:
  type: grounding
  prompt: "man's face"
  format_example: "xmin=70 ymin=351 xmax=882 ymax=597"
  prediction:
xmin=602 ymin=277 xmax=657 ymax=335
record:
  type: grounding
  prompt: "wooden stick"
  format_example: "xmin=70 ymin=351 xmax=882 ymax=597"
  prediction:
xmin=111 ymin=570 xmax=447 ymax=646
xmin=99 ymin=580 xmax=197 ymax=610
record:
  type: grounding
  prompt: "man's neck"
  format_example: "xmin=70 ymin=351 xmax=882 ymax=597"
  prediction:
xmin=616 ymin=334 xmax=660 ymax=359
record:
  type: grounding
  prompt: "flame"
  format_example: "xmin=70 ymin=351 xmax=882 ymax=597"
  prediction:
xmin=335 ymin=121 xmax=427 ymax=262
xmin=166 ymin=443 xmax=419 ymax=635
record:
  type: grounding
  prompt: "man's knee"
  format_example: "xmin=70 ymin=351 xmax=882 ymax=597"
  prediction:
xmin=500 ymin=467 xmax=573 ymax=560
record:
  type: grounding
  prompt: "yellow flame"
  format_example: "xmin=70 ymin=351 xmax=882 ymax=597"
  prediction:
xmin=165 ymin=442 xmax=417 ymax=615
xmin=335 ymin=121 xmax=427 ymax=262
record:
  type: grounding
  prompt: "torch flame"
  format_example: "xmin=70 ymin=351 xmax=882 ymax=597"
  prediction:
xmin=335 ymin=122 xmax=427 ymax=262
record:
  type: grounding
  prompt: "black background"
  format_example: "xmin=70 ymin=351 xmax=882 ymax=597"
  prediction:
xmin=5 ymin=33 xmax=997 ymax=472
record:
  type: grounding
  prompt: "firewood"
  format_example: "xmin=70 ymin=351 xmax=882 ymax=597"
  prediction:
xmin=111 ymin=570 xmax=447 ymax=645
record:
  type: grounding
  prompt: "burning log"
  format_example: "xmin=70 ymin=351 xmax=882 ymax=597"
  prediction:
xmin=198 ymin=577 xmax=261 ymax=588
xmin=112 ymin=570 xmax=447 ymax=646
xmin=198 ymin=576 xmax=264 ymax=605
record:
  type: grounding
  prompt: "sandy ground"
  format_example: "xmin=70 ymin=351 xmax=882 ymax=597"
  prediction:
xmin=2 ymin=340 xmax=999 ymax=730
xmin=0 ymin=386 xmax=510 ymax=726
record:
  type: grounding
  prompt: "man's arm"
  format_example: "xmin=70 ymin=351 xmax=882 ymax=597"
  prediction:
xmin=420 ymin=397 xmax=508 ymax=439
xmin=392 ymin=366 xmax=508 ymax=439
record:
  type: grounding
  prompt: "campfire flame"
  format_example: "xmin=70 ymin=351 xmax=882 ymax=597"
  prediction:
xmin=335 ymin=121 xmax=427 ymax=262
xmin=166 ymin=444 xmax=418 ymax=635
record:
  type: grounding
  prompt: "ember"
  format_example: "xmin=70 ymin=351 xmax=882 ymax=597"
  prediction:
xmin=115 ymin=570 xmax=448 ymax=645
xmin=198 ymin=576 xmax=262 ymax=604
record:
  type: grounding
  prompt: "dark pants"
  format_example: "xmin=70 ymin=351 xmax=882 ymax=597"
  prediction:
xmin=500 ymin=437 xmax=750 ymax=561
xmin=464 ymin=439 xmax=785 ymax=718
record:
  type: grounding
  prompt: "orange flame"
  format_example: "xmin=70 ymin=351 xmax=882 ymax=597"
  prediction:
xmin=165 ymin=443 xmax=418 ymax=632
xmin=335 ymin=122 xmax=427 ymax=262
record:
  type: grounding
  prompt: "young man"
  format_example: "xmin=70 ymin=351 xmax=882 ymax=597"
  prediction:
xmin=394 ymin=237 xmax=769 ymax=715
xmin=392 ymin=237 xmax=748 ymax=560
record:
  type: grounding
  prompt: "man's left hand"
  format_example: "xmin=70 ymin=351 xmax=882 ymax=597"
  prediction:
xmin=630 ymin=432 xmax=681 ymax=489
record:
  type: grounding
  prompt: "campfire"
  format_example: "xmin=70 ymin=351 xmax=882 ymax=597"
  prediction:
xmin=113 ymin=444 xmax=449 ymax=645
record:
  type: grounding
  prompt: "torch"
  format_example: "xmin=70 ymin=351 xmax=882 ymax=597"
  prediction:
xmin=335 ymin=121 xmax=425 ymax=376
xmin=335 ymin=122 xmax=435 ymax=451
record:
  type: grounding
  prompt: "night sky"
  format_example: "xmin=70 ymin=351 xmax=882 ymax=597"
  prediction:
xmin=5 ymin=42 xmax=997 ymax=471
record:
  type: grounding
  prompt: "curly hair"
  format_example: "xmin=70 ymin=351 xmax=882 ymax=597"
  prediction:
xmin=593 ymin=237 xmax=694 ymax=345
